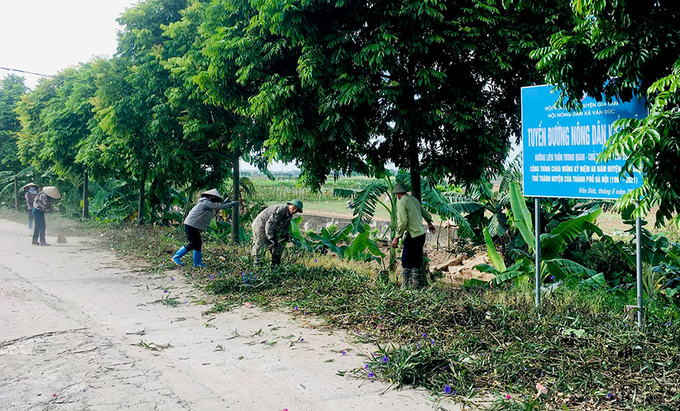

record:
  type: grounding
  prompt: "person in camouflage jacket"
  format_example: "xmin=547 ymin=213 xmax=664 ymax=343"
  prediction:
xmin=251 ymin=199 xmax=303 ymax=266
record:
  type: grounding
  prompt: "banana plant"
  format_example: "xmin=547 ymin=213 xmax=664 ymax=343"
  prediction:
xmin=350 ymin=173 xmax=481 ymax=282
xmin=478 ymin=182 xmax=606 ymax=288
xmin=289 ymin=217 xmax=384 ymax=265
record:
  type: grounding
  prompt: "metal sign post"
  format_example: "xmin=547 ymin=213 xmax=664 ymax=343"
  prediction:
xmin=535 ymin=198 xmax=541 ymax=307
xmin=636 ymin=214 xmax=644 ymax=328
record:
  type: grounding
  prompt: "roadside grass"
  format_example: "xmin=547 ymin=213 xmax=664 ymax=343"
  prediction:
xmin=4 ymin=207 xmax=677 ymax=410
xmin=104 ymin=223 xmax=680 ymax=411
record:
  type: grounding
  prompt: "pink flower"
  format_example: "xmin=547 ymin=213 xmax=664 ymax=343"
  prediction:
xmin=505 ymin=394 xmax=511 ymax=399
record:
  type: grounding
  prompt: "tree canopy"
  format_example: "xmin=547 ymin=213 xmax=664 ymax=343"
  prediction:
xmin=528 ymin=0 xmax=680 ymax=225
xmin=0 ymin=74 xmax=27 ymax=173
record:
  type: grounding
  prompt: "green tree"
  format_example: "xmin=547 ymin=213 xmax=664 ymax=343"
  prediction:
xmin=0 ymin=74 xmax=27 ymax=173
xmin=15 ymin=65 xmax=97 ymax=216
xmin=231 ymin=0 xmax=571 ymax=195
xmin=78 ymin=0 xmax=191 ymax=223
xmin=528 ymin=0 xmax=680 ymax=226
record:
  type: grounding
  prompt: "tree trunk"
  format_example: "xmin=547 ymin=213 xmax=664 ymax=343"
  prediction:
xmin=14 ymin=176 xmax=19 ymax=211
xmin=409 ymin=137 xmax=421 ymax=201
xmin=231 ymin=150 xmax=241 ymax=243
xmin=82 ymin=171 xmax=89 ymax=219
xmin=137 ymin=170 xmax=146 ymax=225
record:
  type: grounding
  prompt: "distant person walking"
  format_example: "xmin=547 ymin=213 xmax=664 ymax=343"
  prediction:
xmin=390 ymin=183 xmax=436 ymax=289
xmin=172 ymin=189 xmax=239 ymax=267
xmin=22 ymin=182 xmax=38 ymax=229
xmin=32 ymin=186 xmax=61 ymax=246
xmin=251 ymin=199 xmax=303 ymax=267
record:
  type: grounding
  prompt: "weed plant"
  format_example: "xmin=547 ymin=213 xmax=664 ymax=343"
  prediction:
xmin=107 ymin=224 xmax=680 ymax=410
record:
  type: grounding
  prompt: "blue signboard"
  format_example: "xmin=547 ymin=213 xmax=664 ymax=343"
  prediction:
xmin=522 ymin=85 xmax=646 ymax=199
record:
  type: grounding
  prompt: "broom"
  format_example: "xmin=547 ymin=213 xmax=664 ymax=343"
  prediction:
xmin=57 ymin=212 xmax=67 ymax=244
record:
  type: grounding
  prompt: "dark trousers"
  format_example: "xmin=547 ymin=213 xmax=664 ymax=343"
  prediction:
xmin=32 ymin=209 xmax=46 ymax=244
xmin=401 ymin=233 xmax=426 ymax=269
xmin=28 ymin=209 xmax=34 ymax=228
xmin=184 ymin=224 xmax=202 ymax=251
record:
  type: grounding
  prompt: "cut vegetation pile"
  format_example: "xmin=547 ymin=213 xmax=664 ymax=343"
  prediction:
xmin=106 ymin=224 xmax=680 ymax=411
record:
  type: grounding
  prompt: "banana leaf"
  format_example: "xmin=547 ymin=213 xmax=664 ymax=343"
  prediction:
xmin=509 ymin=182 xmax=535 ymax=251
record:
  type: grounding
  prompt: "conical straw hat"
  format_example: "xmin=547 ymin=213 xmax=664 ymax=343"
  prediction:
xmin=201 ymin=189 xmax=224 ymax=202
xmin=21 ymin=182 xmax=37 ymax=190
xmin=43 ymin=186 xmax=62 ymax=199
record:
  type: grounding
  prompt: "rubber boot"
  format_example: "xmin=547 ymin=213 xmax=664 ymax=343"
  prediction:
xmin=411 ymin=268 xmax=426 ymax=290
xmin=172 ymin=246 xmax=189 ymax=266
xmin=193 ymin=250 xmax=206 ymax=267
xmin=401 ymin=268 xmax=413 ymax=288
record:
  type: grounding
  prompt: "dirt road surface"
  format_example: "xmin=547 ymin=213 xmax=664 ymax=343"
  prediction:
xmin=0 ymin=218 xmax=472 ymax=411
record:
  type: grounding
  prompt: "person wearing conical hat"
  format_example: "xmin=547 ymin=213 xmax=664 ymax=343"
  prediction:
xmin=390 ymin=182 xmax=436 ymax=289
xmin=22 ymin=182 xmax=38 ymax=230
xmin=250 ymin=199 xmax=303 ymax=267
xmin=171 ymin=189 xmax=240 ymax=267
xmin=32 ymin=186 xmax=61 ymax=246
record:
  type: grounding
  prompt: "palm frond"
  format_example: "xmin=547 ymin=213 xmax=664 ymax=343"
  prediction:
xmin=351 ymin=181 xmax=387 ymax=228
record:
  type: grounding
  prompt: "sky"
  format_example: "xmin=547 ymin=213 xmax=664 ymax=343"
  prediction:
xmin=0 ymin=0 xmax=138 ymax=89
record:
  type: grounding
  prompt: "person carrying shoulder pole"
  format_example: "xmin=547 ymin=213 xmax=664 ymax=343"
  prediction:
xmin=390 ymin=182 xmax=436 ymax=289
xmin=32 ymin=186 xmax=61 ymax=246
xmin=172 ymin=189 xmax=239 ymax=268
xmin=251 ymin=199 xmax=303 ymax=267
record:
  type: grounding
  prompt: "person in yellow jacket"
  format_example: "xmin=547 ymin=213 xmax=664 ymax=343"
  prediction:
xmin=390 ymin=182 xmax=435 ymax=288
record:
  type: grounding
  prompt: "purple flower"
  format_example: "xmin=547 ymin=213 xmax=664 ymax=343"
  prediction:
xmin=341 ymin=350 xmax=346 ymax=356
xmin=170 ymin=276 xmax=175 ymax=281
xmin=666 ymin=321 xmax=672 ymax=327
xmin=607 ymin=393 xmax=615 ymax=399
xmin=421 ymin=333 xmax=427 ymax=338
xmin=368 ymin=371 xmax=374 ymax=378
xmin=550 ymin=275 xmax=555 ymax=280
xmin=163 ymin=290 xmax=167 ymax=293
xmin=294 ymin=306 xmax=299 ymax=311
xmin=444 ymin=385 xmax=451 ymax=394
xmin=381 ymin=355 xmax=389 ymax=363
xmin=314 ymin=259 xmax=318 ymax=262
xmin=417 ymin=344 xmax=421 ymax=348
xmin=430 ymin=339 xmax=435 ymax=345
xmin=364 ymin=363 xmax=370 ymax=369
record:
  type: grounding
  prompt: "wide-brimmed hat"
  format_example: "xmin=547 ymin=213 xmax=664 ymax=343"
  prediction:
xmin=287 ymin=199 xmax=303 ymax=213
xmin=200 ymin=189 xmax=224 ymax=202
xmin=43 ymin=186 xmax=62 ymax=199
xmin=392 ymin=182 xmax=409 ymax=194
xmin=21 ymin=182 xmax=38 ymax=190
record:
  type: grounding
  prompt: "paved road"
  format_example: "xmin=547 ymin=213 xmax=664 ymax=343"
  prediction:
xmin=0 ymin=217 xmax=464 ymax=410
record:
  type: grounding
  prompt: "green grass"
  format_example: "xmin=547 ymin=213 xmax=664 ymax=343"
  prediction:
xmin=3 ymin=204 xmax=679 ymax=410
xmin=105 ymin=223 xmax=680 ymax=411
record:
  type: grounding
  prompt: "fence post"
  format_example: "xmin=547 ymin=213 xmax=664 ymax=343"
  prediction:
xmin=14 ymin=176 xmax=19 ymax=211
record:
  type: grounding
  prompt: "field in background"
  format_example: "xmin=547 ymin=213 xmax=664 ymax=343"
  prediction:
xmin=247 ymin=173 xmax=655 ymax=236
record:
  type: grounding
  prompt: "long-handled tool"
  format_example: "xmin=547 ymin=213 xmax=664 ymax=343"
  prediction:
xmin=57 ymin=212 xmax=67 ymax=244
